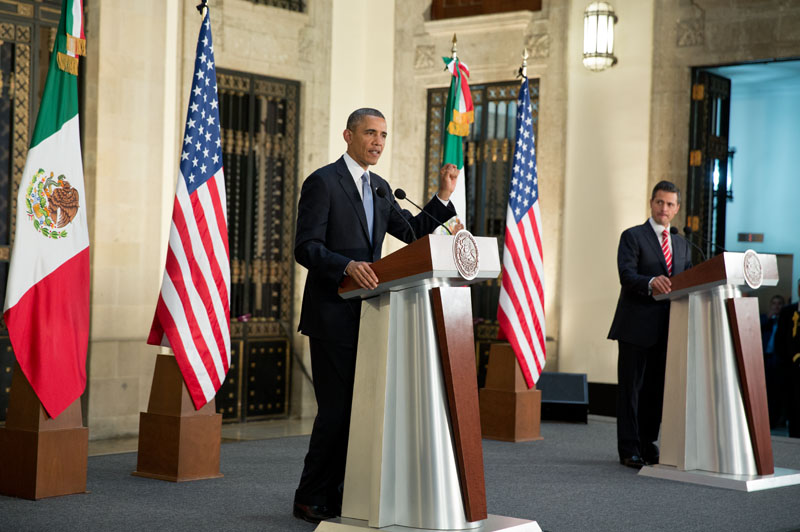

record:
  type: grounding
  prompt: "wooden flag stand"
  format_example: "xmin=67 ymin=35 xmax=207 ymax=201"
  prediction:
xmin=133 ymin=354 xmax=222 ymax=481
xmin=0 ymin=362 xmax=88 ymax=499
xmin=479 ymin=343 xmax=543 ymax=442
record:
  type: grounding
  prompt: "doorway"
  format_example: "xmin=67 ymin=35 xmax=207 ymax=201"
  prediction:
xmin=688 ymin=59 xmax=800 ymax=308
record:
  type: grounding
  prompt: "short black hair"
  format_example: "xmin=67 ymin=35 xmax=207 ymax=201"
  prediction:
xmin=651 ymin=180 xmax=681 ymax=204
xmin=771 ymin=294 xmax=786 ymax=305
xmin=346 ymin=108 xmax=385 ymax=131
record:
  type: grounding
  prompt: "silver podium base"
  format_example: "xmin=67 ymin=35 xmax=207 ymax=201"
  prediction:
xmin=315 ymin=514 xmax=542 ymax=532
xmin=639 ymin=464 xmax=800 ymax=491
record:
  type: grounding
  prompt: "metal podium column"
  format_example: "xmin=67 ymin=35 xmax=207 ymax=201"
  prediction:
xmin=342 ymin=287 xmax=479 ymax=530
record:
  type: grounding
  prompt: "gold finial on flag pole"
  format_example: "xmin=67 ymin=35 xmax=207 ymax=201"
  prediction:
xmin=451 ymin=34 xmax=458 ymax=59
xmin=196 ymin=0 xmax=208 ymax=17
xmin=519 ymin=48 xmax=529 ymax=79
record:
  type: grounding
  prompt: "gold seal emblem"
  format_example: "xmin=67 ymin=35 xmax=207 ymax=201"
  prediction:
xmin=453 ymin=229 xmax=479 ymax=280
xmin=742 ymin=249 xmax=762 ymax=289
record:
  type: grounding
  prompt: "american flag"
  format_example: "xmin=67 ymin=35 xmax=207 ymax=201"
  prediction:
xmin=497 ymin=77 xmax=546 ymax=388
xmin=147 ymin=8 xmax=230 ymax=409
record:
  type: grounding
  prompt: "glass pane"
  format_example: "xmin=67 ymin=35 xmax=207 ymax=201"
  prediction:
xmin=506 ymin=100 xmax=517 ymax=139
xmin=487 ymin=101 xmax=497 ymax=140
xmin=496 ymin=102 xmax=507 ymax=140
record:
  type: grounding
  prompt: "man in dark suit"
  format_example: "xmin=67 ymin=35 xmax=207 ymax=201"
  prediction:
xmin=776 ymin=279 xmax=800 ymax=437
xmin=292 ymin=108 xmax=460 ymax=523
xmin=608 ymin=180 xmax=692 ymax=469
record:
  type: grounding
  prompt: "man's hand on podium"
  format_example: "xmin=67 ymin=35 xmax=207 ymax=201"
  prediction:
xmin=346 ymin=260 xmax=379 ymax=290
xmin=651 ymin=275 xmax=672 ymax=297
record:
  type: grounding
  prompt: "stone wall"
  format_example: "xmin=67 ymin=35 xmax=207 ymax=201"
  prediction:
xmin=649 ymin=0 xmax=800 ymax=197
xmin=83 ymin=0 xmax=183 ymax=439
xmin=83 ymin=0 xmax=334 ymax=438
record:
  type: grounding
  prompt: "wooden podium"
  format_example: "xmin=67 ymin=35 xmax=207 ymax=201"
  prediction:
xmin=317 ymin=233 xmax=541 ymax=532
xmin=0 ymin=363 xmax=88 ymax=499
xmin=639 ymin=251 xmax=800 ymax=491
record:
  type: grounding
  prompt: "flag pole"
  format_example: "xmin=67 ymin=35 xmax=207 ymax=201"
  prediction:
xmin=136 ymin=0 xmax=226 ymax=483
xmin=451 ymin=33 xmax=458 ymax=59
xmin=519 ymin=48 xmax=529 ymax=79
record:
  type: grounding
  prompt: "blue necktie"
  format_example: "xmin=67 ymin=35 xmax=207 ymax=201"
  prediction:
xmin=361 ymin=172 xmax=373 ymax=244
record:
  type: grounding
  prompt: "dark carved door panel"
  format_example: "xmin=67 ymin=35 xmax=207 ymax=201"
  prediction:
xmin=687 ymin=69 xmax=732 ymax=262
xmin=215 ymin=69 xmax=298 ymax=422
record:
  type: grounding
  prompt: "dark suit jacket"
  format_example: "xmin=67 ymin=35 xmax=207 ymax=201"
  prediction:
xmin=608 ymin=221 xmax=692 ymax=348
xmin=295 ymin=156 xmax=457 ymax=345
xmin=776 ymin=302 xmax=800 ymax=368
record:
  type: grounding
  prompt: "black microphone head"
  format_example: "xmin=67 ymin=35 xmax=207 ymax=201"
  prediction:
xmin=375 ymin=186 xmax=387 ymax=199
xmin=394 ymin=188 xmax=407 ymax=200
xmin=683 ymin=226 xmax=693 ymax=236
xmin=670 ymin=226 xmax=678 ymax=235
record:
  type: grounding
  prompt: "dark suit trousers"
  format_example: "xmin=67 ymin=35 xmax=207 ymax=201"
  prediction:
xmin=617 ymin=339 xmax=667 ymax=459
xmin=294 ymin=337 xmax=357 ymax=508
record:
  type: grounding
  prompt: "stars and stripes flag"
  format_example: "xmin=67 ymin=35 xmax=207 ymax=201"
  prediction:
xmin=497 ymin=76 xmax=546 ymax=388
xmin=147 ymin=7 xmax=230 ymax=409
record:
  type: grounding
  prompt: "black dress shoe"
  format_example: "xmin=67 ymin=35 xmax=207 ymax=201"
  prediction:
xmin=642 ymin=443 xmax=659 ymax=465
xmin=293 ymin=502 xmax=337 ymax=524
xmin=620 ymin=455 xmax=646 ymax=469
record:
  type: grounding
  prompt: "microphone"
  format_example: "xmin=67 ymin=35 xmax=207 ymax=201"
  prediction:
xmin=683 ymin=225 xmax=727 ymax=255
xmin=376 ymin=186 xmax=417 ymax=241
xmin=674 ymin=226 xmax=706 ymax=262
xmin=394 ymin=188 xmax=452 ymax=235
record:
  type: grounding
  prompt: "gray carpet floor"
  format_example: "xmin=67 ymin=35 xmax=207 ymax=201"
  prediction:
xmin=1 ymin=417 xmax=800 ymax=531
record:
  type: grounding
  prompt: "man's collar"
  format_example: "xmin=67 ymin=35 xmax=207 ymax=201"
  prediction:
xmin=648 ymin=217 xmax=669 ymax=234
xmin=343 ymin=152 xmax=368 ymax=181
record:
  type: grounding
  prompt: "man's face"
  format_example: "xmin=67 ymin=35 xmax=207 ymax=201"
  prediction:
xmin=649 ymin=190 xmax=680 ymax=227
xmin=769 ymin=297 xmax=784 ymax=317
xmin=343 ymin=115 xmax=387 ymax=169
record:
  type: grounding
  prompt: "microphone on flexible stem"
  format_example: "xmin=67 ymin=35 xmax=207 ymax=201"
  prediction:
xmin=394 ymin=188 xmax=452 ymax=235
xmin=679 ymin=226 xmax=706 ymax=262
xmin=375 ymin=186 xmax=417 ymax=241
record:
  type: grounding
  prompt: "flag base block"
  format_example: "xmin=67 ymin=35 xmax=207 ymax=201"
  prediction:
xmin=0 ymin=363 xmax=88 ymax=499
xmin=133 ymin=354 xmax=222 ymax=482
xmin=479 ymin=343 xmax=543 ymax=442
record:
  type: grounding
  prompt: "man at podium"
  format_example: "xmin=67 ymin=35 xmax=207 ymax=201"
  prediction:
xmin=292 ymin=107 xmax=461 ymax=523
xmin=608 ymin=180 xmax=692 ymax=469
xmin=776 ymin=278 xmax=800 ymax=437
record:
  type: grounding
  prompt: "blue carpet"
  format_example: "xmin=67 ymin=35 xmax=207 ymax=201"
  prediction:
xmin=1 ymin=418 xmax=799 ymax=531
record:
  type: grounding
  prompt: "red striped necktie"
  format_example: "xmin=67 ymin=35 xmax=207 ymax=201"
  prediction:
xmin=662 ymin=228 xmax=673 ymax=276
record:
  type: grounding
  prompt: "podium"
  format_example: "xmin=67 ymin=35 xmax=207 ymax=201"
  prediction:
xmin=639 ymin=251 xmax=800 ymax=491
xmin=317 ymin=233 xmax=541 ymax=532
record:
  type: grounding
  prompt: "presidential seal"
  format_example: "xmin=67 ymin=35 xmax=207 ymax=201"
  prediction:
xmin=743 ymin=249 xmax=762 ymax=289
xmin=25 ymin=169 xmax=80 ymax=239
xmin=453 ymin=229 xmax=479 ymax=280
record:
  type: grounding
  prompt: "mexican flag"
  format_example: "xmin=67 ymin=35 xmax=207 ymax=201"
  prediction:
xmin=3 ymin=0 xmax=88 ymax=419
xmin=442 ymin=55 xmax=474 ymax=226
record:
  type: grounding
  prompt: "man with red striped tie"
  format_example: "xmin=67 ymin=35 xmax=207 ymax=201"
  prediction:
xmin=608 ymin=180 xmax=692 ymax=468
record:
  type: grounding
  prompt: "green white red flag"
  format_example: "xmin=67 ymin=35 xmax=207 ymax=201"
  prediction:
xmin=3 ymin=0 xmax=88 ymax=418
xmin=441 ymin=55 xmax=473 ymax=224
